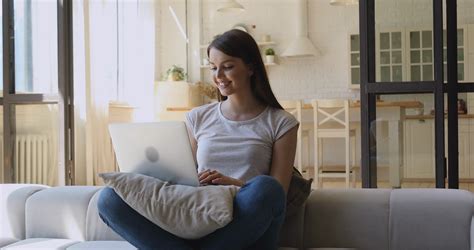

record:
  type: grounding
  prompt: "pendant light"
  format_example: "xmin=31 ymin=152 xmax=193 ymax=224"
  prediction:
xmin=330 ymin=0 xmax=358 ymax=6
xmin=217 ymin=0 xmax=245 ymax=13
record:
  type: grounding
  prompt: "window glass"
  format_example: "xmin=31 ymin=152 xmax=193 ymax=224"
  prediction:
xmin=14 ymin=0 xmax=58 ymax=94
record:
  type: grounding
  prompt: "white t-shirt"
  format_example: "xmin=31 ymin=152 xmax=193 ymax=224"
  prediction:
xmin=185 ymin=102 xmax=299 ymax=182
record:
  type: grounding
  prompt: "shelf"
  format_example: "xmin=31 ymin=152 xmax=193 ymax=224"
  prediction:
xmin=264 ymin=62 xmax=278 ymax=66
xmin=200 ymin=63 xmax=277 ymax=69
xmin=200 ymin=41 xmax=276 ymax=49
xmin=257 ymin=41 xmax=276 ymax=46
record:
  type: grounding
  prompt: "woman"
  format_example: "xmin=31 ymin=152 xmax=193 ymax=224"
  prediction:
xmin=98 ymin=29 xmax=299 ymax=249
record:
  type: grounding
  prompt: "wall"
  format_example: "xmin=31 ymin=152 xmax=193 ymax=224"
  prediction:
xmin=198 ymin=0 xmax=360 ymax=101
xmin=156 ymin=0 xmax=188 ymax=81
xmin=197 ymin=0 xmax=474 ymax=104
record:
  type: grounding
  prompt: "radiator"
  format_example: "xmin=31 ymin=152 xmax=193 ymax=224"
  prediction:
xmin=14 ymin=134 xmax=50 ymax=184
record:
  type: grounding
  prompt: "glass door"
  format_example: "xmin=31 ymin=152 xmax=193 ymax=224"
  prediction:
xmin=359 ymin=0 xmax=444 ymax=188
xmin=360 ymin=0 xmax=474 ymax=189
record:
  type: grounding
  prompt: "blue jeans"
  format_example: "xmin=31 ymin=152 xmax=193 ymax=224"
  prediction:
xmin=97 ymin=175 xmax=286 ymax=250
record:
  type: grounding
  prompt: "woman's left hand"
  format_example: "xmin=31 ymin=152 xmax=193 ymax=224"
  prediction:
xmin=198 ymin=169 xmax=244 ymax=187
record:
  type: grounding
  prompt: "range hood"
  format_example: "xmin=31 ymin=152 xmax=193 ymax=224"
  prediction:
xmin=281 ymin=0 xmax=320 ymax=57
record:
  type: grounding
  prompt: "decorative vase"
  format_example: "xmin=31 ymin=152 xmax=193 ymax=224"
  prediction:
xmin=167 ymin=72 xmax=181 ymax=81
xmin=266 ymin=55 xmax=275 ymax=64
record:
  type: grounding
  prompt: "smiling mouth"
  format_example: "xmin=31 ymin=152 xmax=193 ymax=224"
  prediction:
xmin=218 ymin=82 xmax=230 ymax=88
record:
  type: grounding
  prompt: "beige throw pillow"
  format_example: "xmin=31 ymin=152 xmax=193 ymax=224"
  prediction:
xmin=99 ymin=172 xmax=240 ymax=239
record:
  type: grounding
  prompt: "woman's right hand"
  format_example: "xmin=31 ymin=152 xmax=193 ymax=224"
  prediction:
xmin=198 ymin=169 xmax=244 ymax=187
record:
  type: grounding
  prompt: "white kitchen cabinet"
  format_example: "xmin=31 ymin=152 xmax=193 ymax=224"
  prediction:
xmin=404 ymin=118 xmax=435 ymax=179
xmin=458 ymin=119 xmax=470 ymax=178
xmin=470 ymin=119 xmax=474 ymax=178
xmin=404 ymin=118 xmax=473 ymax=179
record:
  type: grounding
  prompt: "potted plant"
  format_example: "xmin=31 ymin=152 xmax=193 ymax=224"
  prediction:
xmin=165 ymin=65 xmax=186 ymax=81
xmin=265 ymin=48 xmax=275 ymax=64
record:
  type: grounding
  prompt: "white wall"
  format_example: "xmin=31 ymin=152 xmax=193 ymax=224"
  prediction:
xmin=196 ymin=0 xmax=474 ymax=103
xmin=198 ymin=0 xmax=360 ymax=101
xmin=156 ymin=0 xmax=188 ymax=81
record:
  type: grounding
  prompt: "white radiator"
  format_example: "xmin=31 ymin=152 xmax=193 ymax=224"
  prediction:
xmin=14 ymin=134 xmax=50 ymax=184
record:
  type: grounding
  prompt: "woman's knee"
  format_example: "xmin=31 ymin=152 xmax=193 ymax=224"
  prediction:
xmin=243 ymin=175 xmax=286 ymax=210
xmin=97 ymin=187 xmax=123 ymax=221
xmin=248 ymin=176 xmax=284 ymax=196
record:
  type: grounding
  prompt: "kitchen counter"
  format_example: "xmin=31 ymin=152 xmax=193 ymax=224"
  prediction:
xmin=167 ymin=100 xmax=424 ymax=111
xmin=406 ymin=114 xmax=474 ymax=119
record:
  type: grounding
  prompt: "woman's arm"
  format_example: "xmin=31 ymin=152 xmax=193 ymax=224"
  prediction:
xmin=270 ymin=125 xmax=299 ymax=194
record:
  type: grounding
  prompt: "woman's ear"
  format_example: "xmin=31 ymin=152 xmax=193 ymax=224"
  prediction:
xmin=247 ymin=64 xmax=254 ymax=77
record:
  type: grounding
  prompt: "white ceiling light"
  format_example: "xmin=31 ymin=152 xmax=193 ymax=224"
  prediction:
xmin=330 ymin=0 xmax=358 ymax=6
xmin=217 ymin=0 xmax=245 ymax=13
xmin=281 ymin=0 xmax=320 ymax=57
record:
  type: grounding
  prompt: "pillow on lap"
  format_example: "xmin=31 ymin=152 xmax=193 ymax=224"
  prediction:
xmin=99 ymin=172 xmax=240 ymax=239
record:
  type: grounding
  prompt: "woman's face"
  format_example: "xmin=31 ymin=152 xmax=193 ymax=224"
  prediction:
xmin=208 ymin=48 xmax=253 ymax=97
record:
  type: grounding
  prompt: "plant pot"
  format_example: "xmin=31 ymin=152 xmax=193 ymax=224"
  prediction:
xmin=167 ymin=72 xmax=182 ymax=81
xmin=266 ymin=55 xmax=275 ymax=64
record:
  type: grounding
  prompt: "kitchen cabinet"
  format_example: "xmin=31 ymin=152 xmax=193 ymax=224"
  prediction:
xmin=349 ymin=28 xmax=466 ymax=87
xmin=403 ymin=118 xmax=435 ymax=179
xmin=403 ymin=117 xmax=474 ymax=179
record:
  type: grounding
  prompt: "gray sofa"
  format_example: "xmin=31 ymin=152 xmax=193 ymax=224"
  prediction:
xmin=1 ymin=184 xmax=473 ymax=250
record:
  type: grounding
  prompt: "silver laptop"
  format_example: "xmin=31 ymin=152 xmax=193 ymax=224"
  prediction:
xmin=108 ymin=121 xmax=199 ymax=186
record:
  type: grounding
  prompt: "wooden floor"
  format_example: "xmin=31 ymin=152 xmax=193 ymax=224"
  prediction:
xmin=313 ymin=180 xmax=474 ymax=193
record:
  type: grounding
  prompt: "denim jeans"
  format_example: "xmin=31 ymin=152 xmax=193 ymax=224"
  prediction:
xmin=97 ymin=175 xmax=286 ymax=250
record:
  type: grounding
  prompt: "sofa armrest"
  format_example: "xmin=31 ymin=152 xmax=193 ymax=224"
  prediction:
xmin=0 ymin=184 xmax=49 ymax=240
xmin=389 ymin=189 xmax=474 ymax=250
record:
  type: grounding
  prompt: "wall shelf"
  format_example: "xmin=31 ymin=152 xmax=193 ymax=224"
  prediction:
xmin=200 ymin=62 xmax=277 ymax=69
xmin=200 ymin=41 xmax=276 ymax=49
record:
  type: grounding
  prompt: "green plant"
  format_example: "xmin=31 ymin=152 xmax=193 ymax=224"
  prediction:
xmin=164 ymin=65 xmax=186 ymax=81
xmin=265 ymin=48 xmax=275 ymax=56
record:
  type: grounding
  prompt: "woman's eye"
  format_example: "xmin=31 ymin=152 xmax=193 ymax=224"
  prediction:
xmin=223 ymin=65 xmax=234 ymax=70
xmin=209 ymin=67 xmax=217 ymax=71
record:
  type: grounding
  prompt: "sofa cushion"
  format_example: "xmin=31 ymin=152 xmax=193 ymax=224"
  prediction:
xmin=25 ymin=186 xmax=101 ymax=240
xmin=389 ymin=189 xmax=474 ymax=250
xmin=303 ymin=189 xmax=391 ymax=250
xmin=66 ymin=241 xmax=136 ymax=249
xmin=100 ymin=172 xmax=239 ymax=239
xmin=1 ymin=238 xmax=79 ymax=249
xmin=85 ymin=189 xmax=125 ymax=241
xmin=0 ymin=184 xmax=48 ymax=240
xmin=0 ymin=238 xmax=18 ymax=248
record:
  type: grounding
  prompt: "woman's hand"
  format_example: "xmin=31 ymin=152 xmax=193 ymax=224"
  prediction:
xmin=198 ymin=169 xmax=244 ymax=187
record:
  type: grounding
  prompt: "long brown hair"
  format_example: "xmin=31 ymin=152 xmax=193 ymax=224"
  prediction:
xmin=207 ymin=29 xmax=283 ymax=110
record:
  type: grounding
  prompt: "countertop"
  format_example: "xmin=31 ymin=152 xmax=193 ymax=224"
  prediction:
xmin=167 ymin=100 xmax=424 ymax=111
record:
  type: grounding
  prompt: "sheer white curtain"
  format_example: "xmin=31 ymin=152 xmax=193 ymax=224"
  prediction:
xmin=73 ymin=0 xmax=155 ymax=185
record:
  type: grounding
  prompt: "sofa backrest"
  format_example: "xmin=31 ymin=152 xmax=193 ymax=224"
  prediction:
xmin=291 ymin=188 xmax=474 ymax=250
xmin=25 ymin=186 xmax=101 ymax=241
xmin=302 ymin=189 xmax=392 ymax=250
xmin=389 ymin=189 xmax=473 ymax=250
xmin=0 ymin=184 xmax=48 ymax=241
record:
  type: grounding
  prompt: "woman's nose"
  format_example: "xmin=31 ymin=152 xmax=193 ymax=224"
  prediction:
xmin=215 ymin=68 xmax=224 ymax=79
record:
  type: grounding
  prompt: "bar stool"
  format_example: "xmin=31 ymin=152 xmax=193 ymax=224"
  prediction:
xmin=311 ymin=99 xmax=357 ymax=188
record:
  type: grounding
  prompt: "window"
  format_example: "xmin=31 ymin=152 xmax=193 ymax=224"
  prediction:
xmin=350 ymin=29 xmax=467 ymax=85
xmin=350 ymin=34 xmax=360 ymax=86
xmin=378 ymin=31 xmax=403 ymax=82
